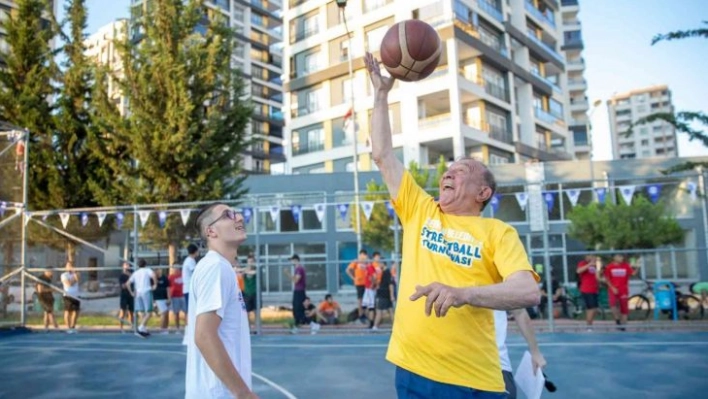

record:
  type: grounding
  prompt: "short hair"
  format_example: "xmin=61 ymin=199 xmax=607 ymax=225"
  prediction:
xmin=372 ymin=251 xmax=381 ymax=257
xmin=290 ymin=254 xmax=300 ymax=261
xmin=138 ymin=259 xmax=147 ymax=268
xmin=359 ymin=249 xmax=368 ymax=256
xmin=194 ymin=202 xmax=227 ymax=241
xmin=325 ymin=294 xmax=332 ymax=300
xmin=247 ymin=253 xmax=255 ymax=260
xmin=187 ymin=243 xmax=199 ymax=254
xmin=480 ymin=166 xmax=497 ymax=211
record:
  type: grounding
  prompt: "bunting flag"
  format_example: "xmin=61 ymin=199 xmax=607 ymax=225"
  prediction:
xmin=314 ymin=203 xmax=326 ymax=223
xmin=490 ymin=194 xmax=501 ymax=214
xmin=138 ymin=210 xmax=151 ymax=227
xmin=647 ymin=184 xmax=661 ymax=204
xmin=566 ymin=189 xmax=581 ymax=207
xmin=0 ymin=201 xmax=5 ymax=217
xmin=42 ymin=214 xmax=48 ymax=221
xmin=291 ymin=205 xmax=302 ymax=224
xmin=337 ymin=203 xmax=349 ymax=221
xmin=96 ymin=212 xmax=107 ymax=227
xmin=361 ymin=201 xmax=375 ymax=221
xmin=180 ymin=209 xmax=191 ymax=226
xmin=595 ymin=188 xmax=607 ymax=204
xmin=241 ymin=207 xmax=252 ymax=224
xmin=543 ymin=192 xmax=555 ymax=214
xmin=268 ymin=206 xmax=280 ymax=224
xmin=515 ymin=192 xmax=528 ymax=211
xmin=687 ymin=182 xmax=698 ymax=202
xmin=24 ymin=212 xmax=31 ymax=226
xmin=14 ymin=207 xmax=20 ymax=215
xmin=385 ymin=201 xmax=395 ymax=218
xmin=59 ymin=212 xmax=71 ymax=229
xmin=618 ymin=185 xmax=635 ymax=205
xmin=80 ymin=212 xmax=89 ymax=227
xmin=158 ymin=211 xmax=167 ymax=228
xmin=116 ymin=212 xmax=124 ymax=229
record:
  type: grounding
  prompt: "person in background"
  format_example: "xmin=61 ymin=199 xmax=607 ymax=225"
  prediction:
xmin=36 ymin=266 xmax=58 ymax=331
xmin=118 ymin=262 xmax=134 ymax=332
xmin=317 ymin=294 xmax=342 ymax=325
xmin=127 ymin=259 xmax=157 ymax=338
xmin=182 ymin=243 xmax=199 ymax=316
xmin=284 ymin=254 xmax=307 ymax=329
xmin=154 ymin=267 xmax=171 ymax=334
xmin=373 ymin=261 xmax=395 ymax=330
xmin=577 ymin=255 xmax=601 ymax=331
xmin=603 ymin=254 xmax=639 ymax=331
xmin=60 ymin=261 xmax=81 ymax=334
xmin=346 ymin=249 xmax=371 ymax=323
xmin=168 ymin=265 xmax=186 ymax=333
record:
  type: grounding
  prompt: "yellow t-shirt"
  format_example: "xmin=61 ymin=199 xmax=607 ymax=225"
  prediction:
xmin=386 ymin=171 xmax=537 ymax=392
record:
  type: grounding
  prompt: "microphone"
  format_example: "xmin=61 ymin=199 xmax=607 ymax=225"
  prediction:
xmin=543 ymin=372 xmax=557 ymax=392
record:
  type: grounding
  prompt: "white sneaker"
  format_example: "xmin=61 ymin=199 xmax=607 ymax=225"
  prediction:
xmin=310 ymin=322 xmax=321 ymax=331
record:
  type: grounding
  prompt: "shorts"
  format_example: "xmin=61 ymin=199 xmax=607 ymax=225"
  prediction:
xmin=395 ymin=367 xmax=505 ymax=399
xmin=355 ymin=285 xmax=365 ymax=300
xmin=502 ymin=370 xmax=516 ymax=399
xmin=582 ymin=293 xmax=599 ymax=310
xmin=38 ymin=292 xmax=54 ymax=312
xmin=119 ymin=294 xmax=134 ymax=312
xmin=155 ymin=299 xmax=169 ymax=313
xmin=63 ymin=296 xmax=80 ymax=312
xmin=608 ymin=291 xmax=629 ymax=315
xmin=376 ymin=296 xmax=393 ymax=310
xmin=362 ymin=289 xmax=376 ymax=309
xmin=321 ymin=314 xmax=339 ymax=325
xmin=244 ymin=295 xmax=256 ymax=312
xmin=171 ymin=297 xmax=186 ymax=314
xmin=134 ymin=291 xmax=153 ymax=312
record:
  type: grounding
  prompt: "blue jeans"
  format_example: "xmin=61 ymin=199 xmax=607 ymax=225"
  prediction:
xmin=395 ymin=367 xmax=507 ymax=399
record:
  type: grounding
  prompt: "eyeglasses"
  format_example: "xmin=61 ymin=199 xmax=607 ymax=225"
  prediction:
xmin=207 ymin=209 xmax=239 ymax=228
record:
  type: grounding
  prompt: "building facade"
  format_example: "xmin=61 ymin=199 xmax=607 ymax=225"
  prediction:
xmin=608 ymin=85 xmax=677 ymax=160
xmin=84 ymin=19 xmax=129 ymax=115
xmin=125 ymin=0 xmax=286 ymax=174
xmin=282 ymin=0 xmax=579 ymax=175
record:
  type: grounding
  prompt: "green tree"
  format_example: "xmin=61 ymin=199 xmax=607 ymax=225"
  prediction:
xmin=567 ymin=197 xmax=684 ymax=251
xmin=90 ymin=0 xmax=251 ymax=264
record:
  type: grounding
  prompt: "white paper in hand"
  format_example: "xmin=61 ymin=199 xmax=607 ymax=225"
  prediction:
xmin=514 ymin=350 xmax=545 ymax=399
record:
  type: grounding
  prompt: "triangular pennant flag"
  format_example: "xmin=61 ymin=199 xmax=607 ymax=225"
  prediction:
xmin=59 ymin=212 xmax=71 ymax=229
xmin=647 ymin=184 xmax=661 ymax=204
xmin=242 ymin=207 xmax=252 ymax=224
xmin=14 ymin=207 xmax=21 ymax=215
xmin=24 ymin=212 xmax=31 ymax=226
xmin=385 ymin=201 xmax=395 ymax=218
xmin=361 ymin=201 xmax=374 ymax=221
xmin=543 ymin=192 xmax=555 ymax=214
xmin=116 ymin=212 xmax=124 ymax=229
xmin=180 ymin=209 xmax=191 ymax=226
xmin=158 ymin=211 xmax=167 ymax=228
xmin=687 ymin=182 xmax=698 ymax=202
xmin=96 ymin=212 xmax=107 ymax=227
xmin=80 ymin=212 xmax=89 ymax=227
xmin=291 ymin=205 xmax=302 ymax=224
xmin=515 ymin=192 xmax=528 ymax=211
xmin=618 ymin=185 xmax=635 ymax=205
xmin=566 ymin=189 xmax=581 ymax=207
xmin=269 ymin=206 xmax=280 ymax=224
xmin=337 ymin=203 xmax=349 ymax=221
xmin=490 ymin=194 xmax=501 ymax=214
xmin=138 ymin=210 xmax=151 ymax=227
xmin=595 ymin=188 xmax=607 ymax=204
xmin=0 ymin=202 xmax=5 ymax=217
xmin=314 ymin=203 xmax=325 ymax=223
xmin=42 ymin=214 xmax=48 ymax=221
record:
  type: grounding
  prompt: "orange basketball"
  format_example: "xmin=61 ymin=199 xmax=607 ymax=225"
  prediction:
xmin=379 ymin=20 xmax=442 ymax=82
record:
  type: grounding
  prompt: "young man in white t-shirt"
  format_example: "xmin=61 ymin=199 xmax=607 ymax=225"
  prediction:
xmin=494 ymin=309 xmax=547 ymax=398
xmin=60 ymin=261 xmax=81 ymax=334
xmin=186 ymin=202 xmax=257 ymax=399
xmin=182 ymin=243 xmax=199 ymax=316
xmin=127 ymin=259 xmax=156 ymax=338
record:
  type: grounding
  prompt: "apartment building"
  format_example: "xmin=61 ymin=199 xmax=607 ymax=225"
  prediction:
xmin=128 ymin=0 xmax=285 ymax=174
xmin=282 ymin=0 xmax=575 ymax=174
xmin=84 ymin=20 xmax=129 ymax=115
xmin=559 ymin=0 xmax=590 ymax=160
xmin=0 ymin=0 xmax=59 ymax=63
xmin=607 ymin=85 xmax=676 ymax=160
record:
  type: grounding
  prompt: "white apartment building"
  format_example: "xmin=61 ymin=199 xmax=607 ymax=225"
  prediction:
xmin=608 ymin=85 xmax=677 ymax=160
xmin=84 ymin=19 xmax=129 ymax=116
xmin=127 ymin=0 xmax=285 ymax=174
xmin=559 ymin=0 xmax=590 ymax=160
xmin=282 ymin=0 xmax=575 ymax=174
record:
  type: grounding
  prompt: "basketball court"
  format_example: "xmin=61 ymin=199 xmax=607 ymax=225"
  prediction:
xmin=1 ymin=330 xmax=706 ymax=398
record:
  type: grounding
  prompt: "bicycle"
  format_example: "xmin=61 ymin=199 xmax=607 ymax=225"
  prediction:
xmin=628 ymin=279 xmax=704 ymax=320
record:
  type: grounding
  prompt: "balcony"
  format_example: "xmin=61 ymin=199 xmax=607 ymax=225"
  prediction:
xmin=483 ymin=80 xmax=510 ymax=103
xmin=561 ymin=0 xmax=578 ymax=6
xmin=418 ymin=113 xmax=452 ymax=129
xmin=291 ymin=25 xmax=319 ymax=43
xmin=290 ymin=104 xmax=320 ymax=118
xmin=534 ymin=107 xmax=561 ymax=125
xmin=529 ymin=69 xmax=562 ymax=95
xmin=567 ymin=78 xmax=587 ymax=90
xmin=566 ymin=58 xmax=585 ymax=69
xmin=525 ymin=1 xmax=556 ymax=30
xmin=464 ymin=118 xmax=513 ymax=145
xmin=477 ymin=0 xmax=504 ymax=23
xmin=526 ymin=32 xmax=563 ymax=64
xmin=292 ymin=142 xmax=325 ymax=156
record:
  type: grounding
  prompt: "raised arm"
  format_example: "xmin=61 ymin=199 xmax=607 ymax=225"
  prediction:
xmin=364 ymin=52 xmax=405 ymax=199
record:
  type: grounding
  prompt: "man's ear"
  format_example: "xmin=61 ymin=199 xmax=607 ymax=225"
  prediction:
xmin=477 ymin=187 xmax=492 ymax=203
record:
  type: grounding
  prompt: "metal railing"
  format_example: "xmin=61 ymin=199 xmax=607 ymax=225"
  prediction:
xmin=525 ymin=1 xmax=556 ymax=29
xmin=526 ymin=32 xmax=564 ymax=64
xmin=477 ymin=0 xmax=504 ymax=23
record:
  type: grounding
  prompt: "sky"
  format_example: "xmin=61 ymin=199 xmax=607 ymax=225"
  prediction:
xmin=63 ymin=0 xmax=708 ymax=160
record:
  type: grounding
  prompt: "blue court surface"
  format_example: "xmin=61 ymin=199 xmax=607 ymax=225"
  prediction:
xmin=0 ymin=330 xmax=707 ymax=399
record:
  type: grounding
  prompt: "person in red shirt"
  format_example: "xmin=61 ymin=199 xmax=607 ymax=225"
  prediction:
xmin=363 ymin=262 xmax=378 ymax=328
xmin=577 ymin=255 xmax=600 ymax=330
xmin=168 ymin=266 xmax=186 ymax=332
xmin=602 ymin=254 xmax=638 ymax=330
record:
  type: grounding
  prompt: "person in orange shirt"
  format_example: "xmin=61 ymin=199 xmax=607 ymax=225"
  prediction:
xmin=372 ymin=251 xmax=384 ymax=284
xmin=346 ymin=249 xmax=371 ymax=323
xmin=317 ymin=294 xmax=342 ymax=325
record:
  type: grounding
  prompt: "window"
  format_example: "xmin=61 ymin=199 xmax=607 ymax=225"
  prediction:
xmin=292 ymin=124 xmax=325 ymax=155
xmin=548 ymin=99 xmax=563 ymax=119
xmin=304 ymin=52 xmax=319 ymax=74
xmin=340 ymin=39 xmax=349 ymax=61
xmin=642 ymin=150 xmax=651 ymax=157
xmin=641 ymin=139 xmax=649 ymax=146
xmin=366 ymin=25 xmax=389 ymax=52
xmin=637 ymin=105 xmax=647 ymax=113
xmin=639 ymin=127 xmax=649 ymax=136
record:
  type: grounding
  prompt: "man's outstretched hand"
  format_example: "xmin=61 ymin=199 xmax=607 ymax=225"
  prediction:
xmin=410 ymin=283 xmax=469 ymax=317
xmin=364 ymin=52 xmax=395 ymax=94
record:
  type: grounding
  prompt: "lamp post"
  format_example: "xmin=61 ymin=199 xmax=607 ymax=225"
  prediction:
xmin=337 ymin=0 xmax=362 ymax=252
xmin=586 ymin=99 xmax=602 ymax=189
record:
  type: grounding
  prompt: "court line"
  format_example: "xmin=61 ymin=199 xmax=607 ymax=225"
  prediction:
xmin=0 ymin=346 xmax=298 ymax=399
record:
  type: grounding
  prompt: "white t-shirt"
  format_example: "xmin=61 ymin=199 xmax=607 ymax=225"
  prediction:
xmin=494 ymin=310 xmax=512 ymax=372
xmin=185 ymin=250 xmax=251 ymax=399
xmin=128 ymin=267 xmax=154 ymax=295
xmin=183 ymin=256 xmax=197 ymax=294
xmin=61 ymin=272 xmax=79 ymax=297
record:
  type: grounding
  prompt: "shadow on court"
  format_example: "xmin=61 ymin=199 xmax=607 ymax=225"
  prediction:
xmin=0 ymin=330 xmax=707 ymax=398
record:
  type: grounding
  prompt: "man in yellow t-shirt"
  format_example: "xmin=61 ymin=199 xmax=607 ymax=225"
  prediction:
xmin=365 ymin=52 xmax=541 ymax=398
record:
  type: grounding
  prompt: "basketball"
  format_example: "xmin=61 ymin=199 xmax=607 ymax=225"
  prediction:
xmin=379 ymin=19 xmax=442 ymax=82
